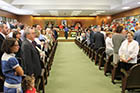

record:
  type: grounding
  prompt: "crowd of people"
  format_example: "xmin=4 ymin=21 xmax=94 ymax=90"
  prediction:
xmin=0 ymin=19 xmax=140 ymax=92
xmin=0 ymin=21 xmax=58 ymax=93
xmin=76 ymin=23 xmax=140 ymax=71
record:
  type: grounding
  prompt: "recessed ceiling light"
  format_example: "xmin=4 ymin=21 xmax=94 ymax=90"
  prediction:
xmin=96 ymin=11 xmax=105 ymax=13
xmin=122 ymin=7 xmax=130 ymax=10
xmin=49 ymin=11 xmax=58 ymax=16
xmin=71 ymin=11 xmax=82 ymax=16
xmin=138 ymin=2 xmax=140 ymax=4
xmin=89 ymin=12 xmax=101 ymax=16
xmin=89 ymin=14 xmax=97 ymax=16
xmin=107 ymin=16 xmax=111 ymax=19
xmin=73 ymin=11 xmax=82 ymax=13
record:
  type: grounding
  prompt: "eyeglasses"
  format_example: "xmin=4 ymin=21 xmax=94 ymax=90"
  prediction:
xmin=14 ymin=44 xmax=19 ymax=46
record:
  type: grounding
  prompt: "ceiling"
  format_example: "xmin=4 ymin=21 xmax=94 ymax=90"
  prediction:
xmin=0 ymin=0 xmax=140 ymax=16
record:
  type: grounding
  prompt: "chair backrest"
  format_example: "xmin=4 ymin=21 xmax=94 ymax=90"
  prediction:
xmin=97 ymin=47 xmax=105 ymax=55
xmin=108 ymin=54 xmax=113 ymax=63
xmin=127 ymin=64 xmax=140 ymax=88
xmin=137 ymin=58 xmax=140 ymax=64
xmin=102 ymin=51 xmax=106 ymax=59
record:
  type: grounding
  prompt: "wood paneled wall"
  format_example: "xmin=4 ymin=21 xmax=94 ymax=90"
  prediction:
xmin=32 ymin=16 xmax=112 ymax=28
xmin=96 ymin=16 xmax=112 ymax=25
xmin=0 ymin=9 xmax=112 ymax=27
xmin=17 ymin=15 xmax=33 ymax=26
xmin=0 ymin=9 xmax=17 ymax=19
xmin=33 ymin=17 xmax=97 ymax=28
xmin=112 ymin=7 xmax=140 ymax=19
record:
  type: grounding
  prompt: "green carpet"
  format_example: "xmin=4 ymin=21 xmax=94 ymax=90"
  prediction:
xmin=45 ymin=42 xmax=121 ymax=93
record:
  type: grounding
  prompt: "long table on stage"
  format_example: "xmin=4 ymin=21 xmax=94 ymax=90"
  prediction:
xmin=57 ymin=31 xmax=77 ymax=37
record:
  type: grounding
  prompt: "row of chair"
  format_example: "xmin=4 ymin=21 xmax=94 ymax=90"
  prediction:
xmin=75 ymin=39 xmax=140 ymax=93
xmin=37 ymin=41 xmax=58 ymax=93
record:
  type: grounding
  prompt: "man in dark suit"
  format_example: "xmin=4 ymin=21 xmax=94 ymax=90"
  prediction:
xmin=0 ymin=23 xmax=9 ymax=92
xmin=21 ymin=28 xmax=41 ymax=78
xmin=93 ymin=27 xmax=105 ymax=51
xmin=90 ymin=28 xmax=95 ymax=48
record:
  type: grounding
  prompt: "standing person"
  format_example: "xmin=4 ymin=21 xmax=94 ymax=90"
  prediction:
xmin=119 ymin=32 xmax=139 ymax=71
xmin=1 ymin=38 xmax=24 ymax=93
xmin=112 ymin=26 xmax=125 ymax=64
xmin=64 ymin=26 xmax=69 ymax=39
xmin=21 ymin=28 xmax=41 ymax=78
xmin=86 ymin=29 xmax=91 ymax=46
xmin=19 ymin=25 xmax=25 ymax=41
xmin=134 ymin=26 xmax=140 ymax=48
xmin=53 ymin=27 xmax=58 ymax=40
xmin=0 ymin=23 xmax=9 ymax=92
xmin=13 ymin=31 xmax=23 ymax=67
xmin=93 ymin=26 xmax=105 ymax=51
xmin=105 ymin=32 xmax=113 ymax=58
xmin=90 ymin=27 xmax=95 ymax=48
xmin=22 ymin=75 xmax=36 ymax=93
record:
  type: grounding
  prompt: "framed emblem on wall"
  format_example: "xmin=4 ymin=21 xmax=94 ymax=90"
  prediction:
xmin=61 ymin=20 xmax=67 ymax=26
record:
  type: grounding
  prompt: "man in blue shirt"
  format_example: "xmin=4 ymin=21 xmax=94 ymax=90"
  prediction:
xmin=64 ymin=26 xmax=69 ymax=39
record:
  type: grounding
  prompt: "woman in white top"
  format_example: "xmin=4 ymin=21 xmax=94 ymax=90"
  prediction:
xmin=119 ymin=31 xmax=139 ymax=71
xmin=105 ymin=32 xmax=113 ymax=58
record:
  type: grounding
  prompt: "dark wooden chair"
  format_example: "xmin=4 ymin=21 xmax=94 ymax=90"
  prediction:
xmin=89 ymin=45 xmax=95 ymax=60
xmin=91 ymin=49 xmax=96 ymax=61
xmin=104 ymin=54 xmax=113 ymax=76
xmin=121 ymin=64 xmax=140 ymax=93
xmin=98 ymin=51 xmax=106 ymax=70
xmin=88 ymin=47 xmax=92 ymax=58
xmin=111 ymin=62 xmax=122 ymax=84
xmin=85 ymin=45 xmax=90 ymax=55
xmin=82 ymin=43 xmax=87 ymax=53
xmin=94 ymin=47 xmax=105 ymax=65
xmin=0 ymin=75 xmax=4 ymax=92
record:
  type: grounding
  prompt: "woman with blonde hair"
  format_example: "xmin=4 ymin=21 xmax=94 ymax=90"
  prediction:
xmin=119 ymin=31 xmax=139 ymax=71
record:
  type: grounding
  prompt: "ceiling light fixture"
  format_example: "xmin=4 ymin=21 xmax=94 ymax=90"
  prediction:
xmin=122 ymin=7 xmax=130 ymax=10
xmin=107 ymin=16 xmax=111 ymax=19
xmin=89 ymin=14 xmax=97 ymax=16
xmin=96 ymin=11 xmax=105 ymax=13
xmin=89 ymin=12 xmax=101 ymax=16
xmin=71 ymin=11 xmax=82 ymax=16
xmin=138 ymin=2 xmax=140 ymax=4
xmin=49 ymin=11 xmax=58 ymax=16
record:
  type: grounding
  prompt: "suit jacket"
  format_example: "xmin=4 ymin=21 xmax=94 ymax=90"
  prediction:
xmin=0 ymin=34 xmax=5 ymax=59
xmin=90 ymin=31 xmax=94 ymax=45
xmin=93 ymin=32 xmax=105 ymax=50
xmin=21 ymin=39 xmax=41 ymax=78
xmin=0 ymin=34 xmax=5 ymax=76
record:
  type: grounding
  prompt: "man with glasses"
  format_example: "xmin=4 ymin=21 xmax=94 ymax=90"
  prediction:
xmin=21 ymin=28 xmax=41 ymax=79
